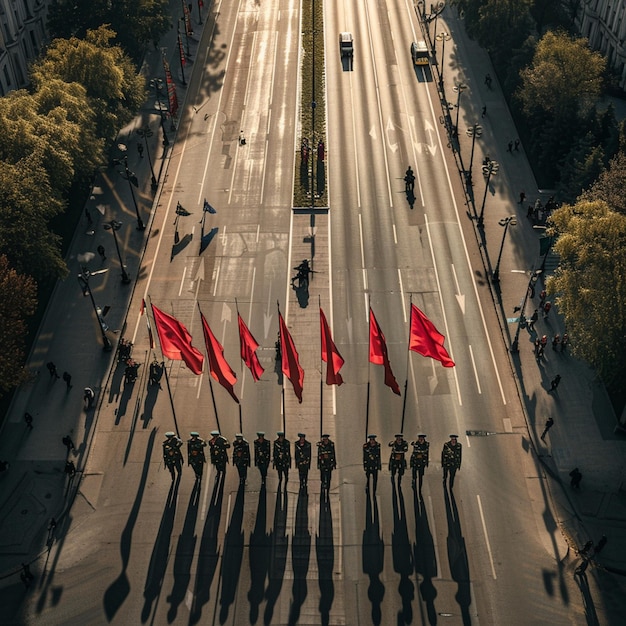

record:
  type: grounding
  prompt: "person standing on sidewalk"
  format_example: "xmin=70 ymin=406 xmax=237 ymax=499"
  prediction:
xmin=549 ymin=374 xmax=562 ymax=391
xmin=83 ymin=387 xmax=95 ymax=409
xmin=47 ymin=361 xmax=60 ymax=379
xmin=24 ymin=412 xmax=34 ymax=430
xmin=62 ymin=371 xmax=72 ymax=390
xmin=570 ymin=467 xmax=583 ymax=489
xmin=529 ymin=309 xmax=539 ymax=331
xmin=62 ymin=435 xmax=75 ymax=453
xmin=97 ymin=245 xmax=106 ymax=262
xmin=540 ymin=417 xmax=554 ymax=440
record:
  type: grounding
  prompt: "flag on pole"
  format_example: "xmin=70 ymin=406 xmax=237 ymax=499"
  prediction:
xmin=203 ymin=199 xmax=217 ymax=214
xmin=369 ymin=308 xmax=400 ymax=395
xmin=279 ymin=312 xmax=304 ymax=402
xmin=409 ymin=304 xmax=455 ymax=367
xmin=162 ymin=54 xmax=179 ymax=117
xmin=200 ymin=311 xmax=239 ymax=403
xmin=176 ymin=202 xmax=191 ymax=216
xmin=320 ymin=307 xmax=344 ymax=386
xmin=177 ymin=34 xmax=186 ymax=67
xmin=238 ymin=313 xmax=264 ymax=381
xmin=151 ymin=304 xmax=204 ymax=374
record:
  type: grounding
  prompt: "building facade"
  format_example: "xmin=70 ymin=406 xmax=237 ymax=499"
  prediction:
xmin=0 ymin=0 xmax=50 ymax=96
xmin=576 ymin=0 xmax=626 ymax=90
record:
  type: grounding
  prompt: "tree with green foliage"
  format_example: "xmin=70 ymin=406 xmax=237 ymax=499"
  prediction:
xmin=547 ymin=200 xmax=626 ymax=392
xmin=473 ymin=0 xmax=533 ymax=58
xmin=579 ymin=152 xmax=626 ymax=216
xmin=30 ymin=26 xmax=146 ymax=142
xmin=47 ymin=0 xmax=171 ymax=61
xmin=0 ymin=255 xmax=37 ymax=397
xmin=0 ymin=156 xmax=67 ymax=283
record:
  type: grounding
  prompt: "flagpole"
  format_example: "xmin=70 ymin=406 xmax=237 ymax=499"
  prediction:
xmin=197 ymin=303 xmax=221 ymax=432
xmin=319 ymin=295 xmax=323 ymax=439
xmin=366 ymin=297 xmax=371 ymax=441
xmin=277 ymin=300 xmax=286 ymax=434
xmin=148 ymin=295 xmax=181 ymax=437
xmin=400 ymin=294 xmax=413 ymax=434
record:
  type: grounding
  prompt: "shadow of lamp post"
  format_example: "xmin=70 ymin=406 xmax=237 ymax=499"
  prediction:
xmin=466 ymin=123 xmax=482 ymax=186
xmin=136 ymin=125 xmax=157 ymax=191
xmin=492 ymin=216 xmax=516 ymax=282
xmin=103 ymin=220 xmax=131 ymax=284
xmin=510 ymin=269 xmax=542 ymax=353
xmin=77 ymin=269 xmax=113 ymax=351
xmin=453 ymin=83 xmax=466 ymax=137
xmin=477 ymin=159 xmax=499 ymax=228
xmin=113 ymin=144 xmax=145 ymax=231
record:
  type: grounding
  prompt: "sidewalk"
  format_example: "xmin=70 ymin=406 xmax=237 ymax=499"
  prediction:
xmin=429 ymin=4 xmax=626 ymax=583
xmin=0 ymin=1 xmax=208 ymax=585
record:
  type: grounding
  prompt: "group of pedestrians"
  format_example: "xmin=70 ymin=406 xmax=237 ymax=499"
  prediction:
xmin=162 ymin=430 xmax=337 ymax=493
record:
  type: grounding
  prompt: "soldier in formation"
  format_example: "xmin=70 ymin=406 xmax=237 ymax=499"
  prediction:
xmin=187 ymin=432 xmax=207 ymax=481
xmin=294 ymin=433 xmax=312 ymax=490
xmin=317 ymin=434 xmax=337 ymax=492
xmin=254 ymin=431 xmax=270 ymax=483
xmin=410 ymin=434 xmax=429 ymax=491
xmin=363 ymin=434 xmax=381 ymax=494
xmin=163 ymin=432 xmax=183 ymax=481
xmin=232 ymin=433 xmax=251 ymax=484
xmin=389 ymin=434 xmax=408 ymax=485
xmin=273 ymin=431 xmax=291 ymax=487
xmin=441 ymin=434 xmax=462 ymax=489
xmin=208 ymin=430 xmax=230 ymax=480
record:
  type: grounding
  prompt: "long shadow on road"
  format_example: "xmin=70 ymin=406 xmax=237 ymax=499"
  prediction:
xmin=413 ymin=488 xmax=438 ymax=625
xmin=392 ymin=481 xmax=415 ymax=625
xmin=264 ymin=488 xmax=288 ymax=625
xmin=362 ymin=490 xmax=385 ymax=625
xmin=248 ymin=484 xmax=269 ymax=624
xmin=316 ymin=492 xmax=334 ymax=626
xmin=288 ymin=489 xmax=311 ymax=625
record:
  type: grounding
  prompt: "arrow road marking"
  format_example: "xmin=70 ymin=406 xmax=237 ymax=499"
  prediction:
xmin=451 ymin=264 xmax=465 ymax=313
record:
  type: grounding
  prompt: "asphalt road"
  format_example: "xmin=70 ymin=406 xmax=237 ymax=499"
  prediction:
xmin=15 ymin=1 xmax=589 ymax=624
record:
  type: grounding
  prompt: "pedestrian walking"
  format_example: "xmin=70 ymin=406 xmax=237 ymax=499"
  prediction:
xmin=552 ymin=334 xmax=560 ymax=350
xmin=561 ymin=333 xmax=569 ymax=352
xmin=163 ymin=432 xmax=183 ymax=481
xmin=441 ymin=435 xmax=462 ymax=489
xmin=579 ymin=540 xmax=594 ymax=556
xmin=24 ymin=412 xmax=34 ymax=429
xmin=47 ymin=361 xmax=60 ymax=379
xmin=527 ymin=203 xmax=534 ymax=219
xmin=388 ymin=434 xmax=408 ymax=485
xmin=529 ymin=309 xmax=539 ymax=331
xmin=20 ymin=563 xmax=34 ymax=588
xmin=481 ymin=105 xmax=486 ymax=117
xmin=540 ymin=417 xmax=554 ymax=441
xmin=208 ymin=431 xmax=230 ymax=480
xmin=514 ymin=139 xmax=520 ymax=151
xmin=48 ymin=518 xmax=57 ymax=532
xmin=594 ymin=535 xmax=607 ymax=553
xmin=363 ymin=434 xmax=381 ymax=494
xmin=83 ymin=387 xmax=95 ymax=409
xmin=254 ymin=432 xmax=270 ymax=483
xmin=569 ymin=467 xmax=583 ymax=489
xmin=232 ymin=434 xmax=251 ymax=485
xmin=543 ymin=301 xmax=552 ymax=319
xmin=549 ymin=374 xmax=562 ymax=391
xmin=518 ymin=191 xmax=526 ymax=204
xmin=62 ymin=435 xmax=75 ymax=453
xmin=272 ymin=431 xmax=291 ymax=487
xmin=137 ymin=143 xmax=144 ymax=158
xmin=64 ymin=460 xmax=76 ymax=477
xmin=317 ymin=434 xmax=337 ymax=492
xmin=484 ymin=73 xmax=492 ymax=88
xmin=410 ymin=434 xmax=430 ymax=491
xmin=294 ymin=433 xmax=311 ymax=490
xmin=539 ymin=289 xmax=547 ymax=307
xmin=62 ymin=371 xmax=72 ymax=390
xmin=187 ymin=432 xmax=207 ymax=481
xmin=97 ymin=245 xmax=106 ymax=261
xmin=507 ymin=140 xmax=513 ymax=152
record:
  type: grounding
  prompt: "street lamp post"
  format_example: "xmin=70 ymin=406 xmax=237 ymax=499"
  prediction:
xmin=466 ymin=123 xmax=483 ymax=185
xmin=453 ymin=83 xmax=466 ymax=137
xmin=113 ymin=144 xmax=145 ymax=231
xmin=492 ymin=216 xmax=517 ymax=282
xmin=149 ymin=78 xmax=170 ymax=147
xmin=511 ymin=269 xmax=542 ymax=353
xmin=435 ymin=32 xmax=451 ymax=94
xmin=136 ymin=125 xmax=157 ymax=190
xmin=477 ymin=159 xmax=499 ymax=228
xmin=77 ymin=269 xmax=113 ymax=351
xmin=103 ymin=220 xmax=131 ymax=284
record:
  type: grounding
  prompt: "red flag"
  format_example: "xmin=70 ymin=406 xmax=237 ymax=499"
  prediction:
xmin=151 ymin=304 xmax=204 ymax=375
xmin=279 ymin=312 xmax=304 ymax=402
xmin=320 ymin=308 xmax=344 ymax=386
xmin=238 ymin=314 xmax=264 ymax=381
xmin=409 ymin=304 xmax=455 ymax=367
xmin=369 ymin=308 xmax=400 ymax=395
xmin=200 ymin=311 xmax=239 ymax=403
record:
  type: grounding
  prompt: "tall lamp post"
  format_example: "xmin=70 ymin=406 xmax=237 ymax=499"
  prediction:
xmin=492 ymin=216 xmax=516 ymax=282
xmin=103 ymin=220 xmax=131 ymax=284
xmin=477 ymin=159 xmax=499 ymax=228
xmin=453 ymin=83 xmax=466 ymax=137
xmin=136 ymin=125 xmax=157 ymax=190
xmin=149 ymin=78 xmax=170 ymax=147
xmin=435 ymin=32 xmax=451 ymax=94
xmin=511 ymin=269 xmax=542 ymax=353
xmin=466 ymin=123 xmax=482 ymax=185
xmin=77 ymin=269 xmax=113 ymax=351
xmin=113 ymin=144 xmax=145 ymax=231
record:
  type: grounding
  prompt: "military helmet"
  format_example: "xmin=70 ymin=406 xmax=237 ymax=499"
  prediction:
xmin=165 ymin=432 xmax=175 ymax=438
xmin=210 ymin=430 xmax=220 ymax=436
xmin=190 ymin=431 xmax=199 ymax=437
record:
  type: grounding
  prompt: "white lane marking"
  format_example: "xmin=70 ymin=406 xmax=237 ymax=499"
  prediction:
xmin=477 ymin=494 xmax=497 ymax=579
xmin=468 ymin=344 xmax=481 ymax=394
xmin=178 ymin=266 xmax=187 ymax=297
xmin=424 ymin=215 xmax=462 ymax=407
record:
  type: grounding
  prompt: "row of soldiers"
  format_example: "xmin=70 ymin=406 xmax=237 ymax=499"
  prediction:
xmin=364 ymin=433 xmax=462 ymax=493
xmin=163 ymin=430 xmax=461 ymax=492
xmin=163 ymin=430 xmax=336 ymax=491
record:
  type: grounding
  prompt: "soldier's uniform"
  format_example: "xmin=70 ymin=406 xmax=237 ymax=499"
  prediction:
xmin=441 ymin=434 xmax=462 ymax=488
xmin=294 ymin=433 xmax=312 ymax=490
xmin=208 ymin=430 xmax=230 ymax=477
xmin=187 ymin=432 xmax=207 ymax=481
xmin=254 ymin=432 xmax=270 ymax=483
xmin=388 ymin=434 xmax=408 ymax=484
xmin=410 ymin=434 xmax=430 ymax=491
xmin=163 ymin=432 xmax=183 ymax=480
xmin=363 ymin=434 xmax=381 ymax=493
xmin=232 ymin=434 xmax=251 ymax=484
xmin=273 ymin=431 xmax=291 ymax=486
xmin=317 ymin=434 xmax=337 ymax=491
